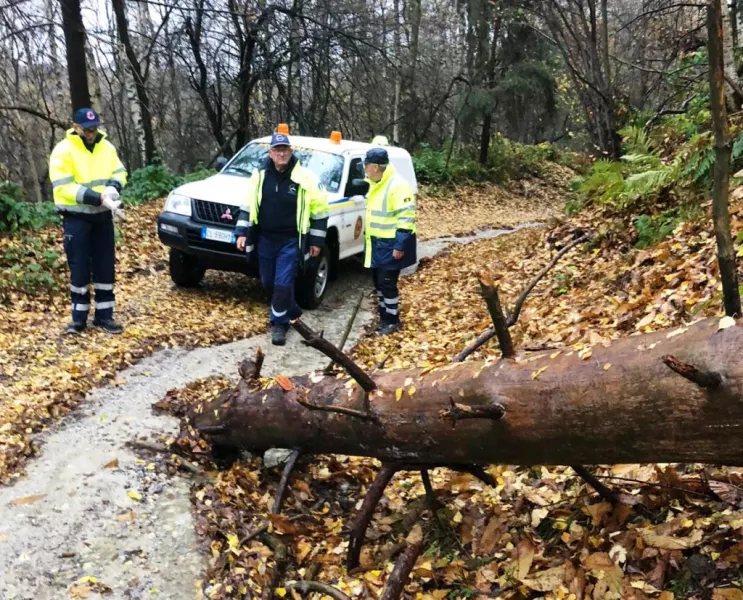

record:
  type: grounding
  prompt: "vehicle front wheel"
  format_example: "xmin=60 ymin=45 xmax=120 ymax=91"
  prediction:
xmin=296 ymin=244 xmax=330 ymax=309
xmin=169 ymin=248 xmax=205 ymax=287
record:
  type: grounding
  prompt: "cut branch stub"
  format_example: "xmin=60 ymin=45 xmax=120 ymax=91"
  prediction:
xmin=292 ymin=318 xmax=377 ymax=393
xmin=662 ymin=354 xmax=722 ymax=389
xmin=239 ymin=346 xmax=264 ymax=380
xmin=439 ymin=396 xmax=506 ymax=425
xmin=479 ymin=272 xmax=515 ymax=359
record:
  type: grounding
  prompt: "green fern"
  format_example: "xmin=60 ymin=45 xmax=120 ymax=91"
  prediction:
xmin=732 ymin=131 xmax=743 ymax=161
xmin=624 ymin=168 xmax=676 ymax=198
xmin=680 ymin=146 xmax=715 ymax=185
xmin=619 ymin=125 xmax=653 ymax=155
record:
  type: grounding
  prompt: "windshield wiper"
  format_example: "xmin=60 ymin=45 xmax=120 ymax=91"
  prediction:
xmin=224 ymin=165 xmax=252 ymax=176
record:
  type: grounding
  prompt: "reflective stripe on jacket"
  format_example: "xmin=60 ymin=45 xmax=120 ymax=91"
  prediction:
xmin=234 ymin=161 xmax=329 ymax=254
xmin=364 ymin=164 xmax=416 ymax=269
xmin=49 ymin=129 xmax=128 ymax=214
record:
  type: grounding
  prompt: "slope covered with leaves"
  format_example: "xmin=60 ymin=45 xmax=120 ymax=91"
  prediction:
xmin=158 ymin=195 xmax=743 ymax=600
xmin=0 ymin=176 xmax=564 ymax=485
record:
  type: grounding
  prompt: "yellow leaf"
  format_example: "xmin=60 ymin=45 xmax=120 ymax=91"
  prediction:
xmin=103 ymin=458 xmax=119 ymax=469
xmin=532 ymin=366 xmax=548 ymax=380
xmin=408 ymin=385 xmax=417 ymax=396
xmin=227 ymin=534 xmax=239 ymax=550
xmin=11 ymin=494 xmax=45 ymax=506
xmin=395 ymin=388 xmax=403 ymax=402
xmin=550 ymin=351 xmax=561 ymax=359
xmin=603 ymin=363 xmax=612 ymax=370
xmin=453 ymin=511 xmax=462 ymax=523
xmin=276 ymin=589 xmax=287 ymax=598
xmin=115 ymin=511 xmax=135 ymax=522
xmin=127 ymin=490 xmax=142 ymax=502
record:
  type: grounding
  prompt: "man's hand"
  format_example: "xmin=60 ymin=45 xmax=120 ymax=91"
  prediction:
xmin=103 ymin=186 xmax=120 ymax=202
xmin=393 ymin=249 xmax=405 ymax=260
xmin=101 ymin=197 xmax=122 ymax=213
xmin=236 ymin=236 xmax=247 ymax=252
xmin=309 ymin=246 xmax=321 ymax=258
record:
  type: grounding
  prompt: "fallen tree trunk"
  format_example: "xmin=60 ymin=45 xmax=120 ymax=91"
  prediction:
xmin=194 ymin=317 xmax=743 ymax=465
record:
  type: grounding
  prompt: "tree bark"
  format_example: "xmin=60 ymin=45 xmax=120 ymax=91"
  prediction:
xmin=59 ymin=0 xmax=91 ymax=112
xmin=111 ymin=0 xmax=157 ymax=165
xmin=708 ymin=0 xmax=742 ymax=317
xmin=195 ymin=318 xmax=743 ymax=466
xmin=720 ymin=0 xmax=742 ymax=109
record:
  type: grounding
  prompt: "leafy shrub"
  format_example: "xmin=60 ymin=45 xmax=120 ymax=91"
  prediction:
xmin=0 ymin=231 xmax=64 ymax=298
xmin=0 ymin=181 xmax=58 ymax=232
xmin=633 ymin=212 xmax=681 ymax=248
xmin=121 ymin=160 xmax=183 ymax=206
xmin=182 ymin=163 xmax=217 ymax=184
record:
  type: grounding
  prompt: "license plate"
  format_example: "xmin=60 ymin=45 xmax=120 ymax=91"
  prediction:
xmin=201 ymin=227 xmax=234 ymax=243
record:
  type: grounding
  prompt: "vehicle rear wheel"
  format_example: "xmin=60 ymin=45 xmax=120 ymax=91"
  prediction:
xmin=296 ymin=244 xmax=330 ymax=309
xmin=169 ymin=248 xmax=205 ymax=287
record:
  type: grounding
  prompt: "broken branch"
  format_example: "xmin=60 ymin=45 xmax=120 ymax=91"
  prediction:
xmin=439 ymin=396 xmax=506 ymax=424
xmin=286 ymin=581 xmax=351 ymax=600
xmin=292 ymin=319 xmax=377 ymax=393
xmin=239 ymin=347 xmax=265 ymax=380
xmin=571 ymin=465 xmax=621 ymax=504
xmin=479 ymin=273 xmax=515 ymax=358
xmin=294 ymin=393 xmax=377 ymax=422
xmin=325 ymin=292 xmax=365 ymax=373
xmin=662 ymin=354 xmax=722 ymax=388
xmin=272 ymin=450 xmax=300 ymax=514
xmin=379 ymin=523 xmax=427 ymax=600
xmin=347 ymin=463 xmax=399 ymax=570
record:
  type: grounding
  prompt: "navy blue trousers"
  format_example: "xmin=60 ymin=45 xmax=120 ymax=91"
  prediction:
xmin=257 ymin=236 xmax=302 ymax=325
xmin=372 ymin=268 xmax=400 ymax=325
xmin=62 ymin=214 xmax=116 ymax=324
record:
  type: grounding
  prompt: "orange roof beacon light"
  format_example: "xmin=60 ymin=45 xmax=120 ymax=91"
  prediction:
xmin=276 ymin=123 xmax=289 ymax=135
xmin=330 ymin=130 xmax=342 ymax=144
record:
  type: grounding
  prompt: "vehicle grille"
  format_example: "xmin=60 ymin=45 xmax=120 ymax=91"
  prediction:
xmin=192 ymin=199 xmax=239 ymax=226
xmin=185 ymin=230 xmax=245 ymax=255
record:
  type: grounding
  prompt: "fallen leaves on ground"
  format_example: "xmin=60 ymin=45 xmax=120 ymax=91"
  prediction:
xmin=153 ymin=182 xmax=743 ymax=599
xmin=156 ymin=375 xmax=743 ymax=600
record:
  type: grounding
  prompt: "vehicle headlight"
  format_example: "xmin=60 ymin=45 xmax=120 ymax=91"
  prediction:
xmin=164 ymin=192 xmax=191 ymax=216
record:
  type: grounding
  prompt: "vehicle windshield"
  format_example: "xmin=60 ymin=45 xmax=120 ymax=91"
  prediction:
xmin=222 ymin=143 xmax=344 ymax=193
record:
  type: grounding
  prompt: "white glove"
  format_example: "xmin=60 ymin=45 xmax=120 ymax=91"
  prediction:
xmin=101 ymin=197 xmax=122 ymax=212
xmin=113 ymin=208 xmax=126 ymax=221
xmin=103 ymin=186 xmax=120 ymax=201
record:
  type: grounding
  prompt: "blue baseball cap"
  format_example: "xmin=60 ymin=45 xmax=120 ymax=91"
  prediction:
xmin=364 ymin=147 xmax=389 ymax=165
xmin=270 ymin=132 xmax=291 ymax=148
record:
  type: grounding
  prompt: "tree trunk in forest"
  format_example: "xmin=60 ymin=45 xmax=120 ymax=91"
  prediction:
xmin=195 ymin=318 xmax=743 ymax=466
xmin=720 ymin=0 xmax=742 ymax=108
xmin=111 ymin=0 xmax=157 ymax=165
xmin=392 ymin=0 xmax=402 ymax=145
xmin=708 ymin=0 xmax=742 ymax=317
xmin=59 ymin=0 xmax=91 ymax=112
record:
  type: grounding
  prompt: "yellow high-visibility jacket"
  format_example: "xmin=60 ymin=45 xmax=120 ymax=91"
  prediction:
xmin=234 ymin=159 xmax=329 ymax=253
xmin=49 ymin=129 xmax=127 ymax=214
xmin=364 ymin=164 xmax=416 ymax=269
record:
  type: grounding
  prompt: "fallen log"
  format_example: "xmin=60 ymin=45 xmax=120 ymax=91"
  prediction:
xmin=193 ymin=317 xmax=743 ymax=465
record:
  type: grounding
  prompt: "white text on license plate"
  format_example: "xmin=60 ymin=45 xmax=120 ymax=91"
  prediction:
xmin=201 ymin=227 xmax=234 ymax=243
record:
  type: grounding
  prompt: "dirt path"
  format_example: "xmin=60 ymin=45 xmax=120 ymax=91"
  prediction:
xmin=0 ymin=226 xmax=534 ymax=600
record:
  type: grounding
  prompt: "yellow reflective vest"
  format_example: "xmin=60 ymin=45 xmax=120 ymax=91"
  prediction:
xmin=49 ymin=129 xmax=127 ymax=214
xmin=364 ymin=164 xmax=416 ymax=268
xmin=235 ymin=160 xmax=329 ymax=252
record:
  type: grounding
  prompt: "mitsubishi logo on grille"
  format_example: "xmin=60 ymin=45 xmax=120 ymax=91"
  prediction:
xmin=220 ymin=208 xmax=233 ymax=221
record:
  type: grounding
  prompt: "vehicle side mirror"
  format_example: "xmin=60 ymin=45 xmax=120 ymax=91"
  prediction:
xmin=347 ymin=178 xmax=369 ymax=197
xmin=215 ymin=156 xmax=229 ymax=170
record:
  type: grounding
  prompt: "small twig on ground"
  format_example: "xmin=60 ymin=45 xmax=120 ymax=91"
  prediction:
xmin=325 ymin=292 xmax=365 ymax=373
xmin=293 ymin=318 xmax=377 ymax=392
xmin=286 ymin=581 xmax=352 ymax=600
xmin=571 ymin=465 xmax=622 ymax=504
xmin=420 ymin=470 xmax=440 ymax=510
xmin=272 ymin=450 xmax=300 ymax=514
xmin=662 ymin=354 xmax=722 ymax=388
xmin=347 ymin=463 xmax=399 ymax=570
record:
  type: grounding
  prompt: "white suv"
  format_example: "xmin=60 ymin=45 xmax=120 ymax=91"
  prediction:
xmin=157 ymin=132 xmax=418 ymax=308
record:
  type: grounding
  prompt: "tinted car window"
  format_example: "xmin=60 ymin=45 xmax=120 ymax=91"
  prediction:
xmin=223 ymin=143 xmax=344 ymax=193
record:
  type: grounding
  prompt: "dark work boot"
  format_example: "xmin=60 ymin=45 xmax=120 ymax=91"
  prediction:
xmin=92 ymin=318 xmax=123 ymax=334
xmin=378 ymin=322 xmax=400 ymax=336
xmin=271 ymin=324 xmax=287 ymax=346
xmin=65 ymin=321 xmax=87 ymax=335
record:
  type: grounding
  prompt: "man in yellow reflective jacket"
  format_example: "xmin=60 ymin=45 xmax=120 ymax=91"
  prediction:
xmin=363 ymin=147 xmax=416 ymax=335
xmin=49 ymin=108 xmax=128 ymax=334
xmin=234 ymin=131 xmax=329 ymax=346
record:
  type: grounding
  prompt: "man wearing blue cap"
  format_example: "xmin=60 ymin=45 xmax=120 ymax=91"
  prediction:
xmin=234 ymin=131 xmax=328 ymax=345
xmin=363 ymin=147 xmax=416 ymax=335
xmin=49 ymin=108 xmax=128 ymax=334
